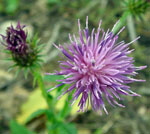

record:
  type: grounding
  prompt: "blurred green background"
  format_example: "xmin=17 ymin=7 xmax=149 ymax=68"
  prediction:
xmin=0 ymin=0 xmax=149 ymax=134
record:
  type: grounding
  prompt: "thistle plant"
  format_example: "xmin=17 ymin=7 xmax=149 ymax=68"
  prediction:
xmin=0 ymin=0 xmax=148 ymax=133
xmin=1 ymin=22 xmax=55 ymax=107
xmin=47 ymin=17 xmax=146 ymax=114
xmin=1 ymin=22 xmax=77 ymax=134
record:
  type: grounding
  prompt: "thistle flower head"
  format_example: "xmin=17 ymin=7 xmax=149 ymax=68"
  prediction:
xmin=47 ymin=17 xmax=146 ymax=114
xmin=2 ymin=22 xmax=27 ymax=54
xmin=123 ymin=0 xmax=150 ymax=16
xmin=1 ymin=22 xmax=43 ymax=70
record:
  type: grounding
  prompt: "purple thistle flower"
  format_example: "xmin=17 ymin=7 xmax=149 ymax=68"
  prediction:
xmin=47 ymin=17 xmax=146 ymax=114
xmin=1 ymin=22 xmax=27 ymax=54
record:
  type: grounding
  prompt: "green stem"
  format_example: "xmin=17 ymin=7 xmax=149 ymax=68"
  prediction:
xmin=112 ymin=11 xmax=131 ymax=34
xmin=32 ymin=68 xmax=72 ymax=134
xmin=31 ymin=68 xmax=59 ymax=128
xmin=32 ymin=68 xmax=52 ymax=108
xmin=127 ymin=14 xmax=139 ymax=48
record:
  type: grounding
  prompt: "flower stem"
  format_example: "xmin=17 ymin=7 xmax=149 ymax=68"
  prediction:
xmin=127 ymin=15 xmax=139 ymax=47
xmin=32 ymin=68 xmax=52 ymax=108
xmin=112 ymin=11 xmax=131 ymax=34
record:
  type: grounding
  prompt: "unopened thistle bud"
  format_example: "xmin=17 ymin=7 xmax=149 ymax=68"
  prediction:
xmin=1 ymin=22 xmax=43 ymax=70
xmin=123 ymin=0 xmax=150 ymax=16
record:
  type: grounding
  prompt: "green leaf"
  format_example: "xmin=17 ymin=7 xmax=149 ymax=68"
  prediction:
xmin=47 ymin=122 xmax=77 ymax=134
xmin=44 ymin=75 xmax=64 ymax=82
xmin=47 ymin=0 xmax=60 ymax=4
xmin=47 ymin=93 xmax=53 ymax=100
xmin=58 ymin=94 xmax=72 ymax=119
xmin=4 ymin=57 xmax=13 ymax=61
xmin=2 ymin=49 xmax=11 ymax=54
xmin=59 ymin=122 xmax=77 ymax=134
xmin=37 ymin=44 xmax=45 ymax=51
xmin=15 ymin=68 xmax=21 ymax=77
xmin=26 ymin=109 xmax=46 ymax=123
xmin=10 ymin=120 xmax=35 ymax=134
xmin=45 ymin=109 xmax=56 ymax=121
xmin=33 ymin=76 xmax=37 ymax=87
xmin=24 ymin=68 xmax=30 ymax=79
xmin=94 ymin=128 xmax=103 ymax=134
xmin=7 ymin=64 xmax=18 ymax=72
xmin=0 ymin=3 xmax=3 ymax=12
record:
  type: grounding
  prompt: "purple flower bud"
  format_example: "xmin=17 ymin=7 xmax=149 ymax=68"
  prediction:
xmin=2 ymin=22 xmax=27 ymax=54
xmin=1 ymin=22 xmax=42 ymax=68
xmin=47 ymin=17 xmax=146 ymax=114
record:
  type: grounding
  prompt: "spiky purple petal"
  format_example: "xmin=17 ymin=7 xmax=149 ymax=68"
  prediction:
xmin=1 ymin=22 xmax=27 ymax=54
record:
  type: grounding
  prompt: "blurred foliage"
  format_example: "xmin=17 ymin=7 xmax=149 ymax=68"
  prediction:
xmin=0 ymin=0 xmax=19 ymax=14
xmin=47 ymin=121 xmax=77 ymax=134
xmin=123 ymin=0 xmax=150 ymax=17
xmin=10 ymin=120 xmax=35 ymax=134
